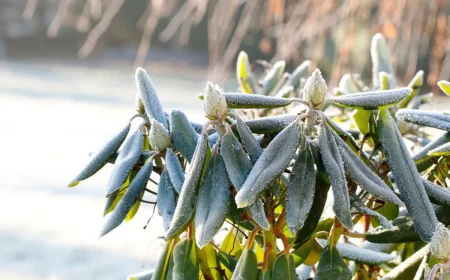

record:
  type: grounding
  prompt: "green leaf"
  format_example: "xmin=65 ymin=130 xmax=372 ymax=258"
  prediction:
xmin=351 ymin=109 xmax=372 ymax=142
xmin=101 ymin=158 xmax=153 ymax=237
xmin=272 ymin=255 xmax=296 ymax=280
xmin=315 ymin=245 xmax=352 ymax=280
xmin=292 ymin=238 xmax=323 ymax=267
xmin=377 ymin=109 xmax=437 ymax=241
xmin=381 ymin=245 xmax=429 ymax=280
xmin=169 ymin=110 xmax=200 ymax=162
xmin=438 ymin=80 xmax=450 ymax=96
xmin=235 ymin=120 xmax=302 ymax=208
xmin=199 ymin=243 xmax=223 ymax=280
xmin=371 ymin=201 xmax=399 ymax=228
xmin=195 ymin=155 xmax=230 ymax=248
xmin=222 ymin=93 xmax=293 ymax=109
xmin=151 ymin=239 xmax=177 ymax=280
xmin=103 ymin=169 xmax=138 ymax=216
xmin=165 ymin=133 xmax=211 ymax=240
xmin=399 ymin=71 xmax=424 ymax=108
xmin=237 ymin=51 xmax=257 ymax=94
xmin=365 ymin=216 xmax=422 ymax=243
xmin=135 ymin=68 xmax=168 ymax=129
xmin=68 ymin=122 xmax=131 ymax=187
xmin=172 ymin=239 xmax=200 ymax=280
xmin=331 ymin=88 xmax=411 ymax=110
xmin=231 ymin=249 xmax=258 ymax=280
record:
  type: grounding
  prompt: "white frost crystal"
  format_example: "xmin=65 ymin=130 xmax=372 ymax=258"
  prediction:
xmin=202 ymin=82 xmax=228 ymax=120
xmin=149 ymin=119 xmax=171 ymax=152
xmin=303 ymin=69 xmax=327 ymax=109
xmin=430 ymin=223 xmax=450 ymax=262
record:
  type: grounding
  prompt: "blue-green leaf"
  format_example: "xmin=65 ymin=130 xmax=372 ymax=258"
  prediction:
xmin=157 ymin=167 xmax=177 ymax=231
xmin=165 ymin=148 xmax=185 ymax=193
xmin=169 ymin=110 xmax=200 ymax=162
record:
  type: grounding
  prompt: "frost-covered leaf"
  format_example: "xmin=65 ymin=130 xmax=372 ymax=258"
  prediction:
xmin=275 ymin=85 xmax=294 ymax=98
xmin=350 ymin=197 xmax=393 ymax=229
xmin=339 ymin=74 xmax=362 ymax=93
xmin=222 ymin=93 xmax=293 ymax=109
xmin=165 ymin=148 xmax=185 ymax=193
xmin=289 ymin=60 xmax=310 ymax=91
xmin=261 ymin=60 xmax=285 ymax=95
xmin=236 ymin=117 xmax=263 ymax=163
xmin=286 ymin=147 xmax=316 ymax=232
xmin=208 ymin=132 xmax=220 ymax=147
xmin=412 ymin=132 xmax=450 ymax=163
xmin=371 ymin=33 xmax=394 ymax=87
xmin=165 ymin=133 xmax=210 ymax=240
xmin=105 ymin=123 xmax=144 ymax=196
xmin=244 ymin=114 xmax=297 ymax=134
xmin=169 ymin=110 xmax=200 ymax=162
xmin=317 ymin=124 xmax=352 ymax=229
xmin=396 ymin=109 xmax=450 ymax=131
xmin=231 ymin=249 xmax=258 ymax=280
xmin=399 ymin=70 xmax=424 ymax=108
xmin=221 ymin=132 xmax=270 ymax=230
xmin=272 ymin=254 xmax=296 ymax=280
xmin=438 ymin=80 xmax=450 ymax=96
xmin=195 ymin=155 xmax=230 ymax=248
xmin=101 ymin=158 xmax=152 ymax=236
xmin=68 ymin=122 xmax=131 ymax=187
xmin=331 ymin=130 xmax=403 ymax=206
xmin=172 ymin=239 xmax=199 ymax=280
xmin=378 ymin=71 xmax=394 ymax=90
xmin=422 ymin=178 xmax=450 ymax=207
xmin=331 ymin=87 xmax=411 ymax=110
xmin=428 ymin=142 xmax=450 ymax=156
xmin=315 ymin=245 xmax=352 ymax=280
xmin=135 ymin=68 xmax=168 ymax=129
xmin=377 ymin=109 xmax=437 ymax=242
xmin=237 ymin=51 xmax=256 ymax=94
xmin=157 ymin=167 xmax=177 ymax=231
xmin=235 ymin=120 xmax=302 ymax=208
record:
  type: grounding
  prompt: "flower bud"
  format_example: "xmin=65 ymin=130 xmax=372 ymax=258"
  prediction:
xmin=202 ymin=82 xmax=228 ymax=120
xmin=149 ymin=119 xmax=171 ymax=152
xmin=430 ymin=222 xmax=450 ymax=262
xmin=303 ymin=69 xmax=327 ymax=109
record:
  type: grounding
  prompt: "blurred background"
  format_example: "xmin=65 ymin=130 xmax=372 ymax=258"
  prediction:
xmin=1 ymin=0 xmax=450 ymax=279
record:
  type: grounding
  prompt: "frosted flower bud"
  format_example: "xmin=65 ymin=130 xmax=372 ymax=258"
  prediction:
xmin=202 ymin=82 xmax=228 ymax=120
xmin=430 ymin=222 xmax=450 ymax=262
xmin=149 ymin=119 xmax=171 ymax=152
xmin=303 ymin=69 xmax=327 ymax=109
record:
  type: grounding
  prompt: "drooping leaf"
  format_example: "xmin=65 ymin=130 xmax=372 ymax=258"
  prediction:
xmin=172 ymin=239 xmax=200 ymax=280
xmin=231 ymin=249 xmax=258 ymax=280
xmin=198 ymin=243 xmax=223 ymax=280
xmin=237 ymin=51 xmax=256 ymax=94
xmin=236 ymin=117 xmax=263 ymax=163
xmin=350 ymin=197 xmax=393 ymax=229
xmin=315 ymin=245 xmax=352 ymax=280
xmin=165 ymin=148 xmax=185 ymax=193
xmin=151 ymin=239 xmax=178 ymax=280
xmin=396 ymin=109 xmax=450 ymax=131
xmin=317 ymin=124 xmax=352 ymax=229
xmin=438 ymin=80 xmax=450 ymax=96
xmin=244 ymin=114 xmax=297 ymax=134
xmin=100 ymin=158 xmax=153 ymax=237
xmin=412 ymin=132 xmax=450 ymax=169
xmin=428 ymin=142 xmax=450 ymax=156
xmin=272 ymin=255 xmax=296 ymax=280
xmin=331 ymin=130 xmax=403 ymax=206
xmin=331 ymin=87 xmax=411 ymax=110
xmin=195 ymin=155 xmax=230 ymax=248
xmin=261 ymin=61 xmax=285 ymax=95
xmin=377 ymin=108 xmax=437 ymax=241
xmin=157 ymin=167 xmax=177 ymax=231
xmin=105 ymin=123 xmax=144 ymax=196
xmin=221 ymin=132 xmax=270 ymax=230
xmin=422 ymin=178 xmax=450 ymax=207
xmin=222 ymin=93 xmax=293 ymax=109
xmin=235 ymin=120 xmax=302 ymax=208
xmin=68 ymin=122 xmax=131 ymax=187
xmin=165 ymin=133 xmax=210 ymax=240
xmin=286 ymin=146 xmax=316 ymax=232
xmin=169 ymin=110 xmax=200 ymax=162
xmin=135 ymin=68 xmax=169 ymax=129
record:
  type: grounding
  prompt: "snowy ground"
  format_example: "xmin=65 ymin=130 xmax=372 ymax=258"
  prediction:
xmin=0 ymin=60 xmax=208 ymax=280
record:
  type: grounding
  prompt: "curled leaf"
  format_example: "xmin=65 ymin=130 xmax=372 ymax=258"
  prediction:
xmin=165 ymin=148 xmax=185 ymax=193
xmin=235 ymin=120 xmax=302 ymax=208
xmin=195 ymin=155 xmax=230 ymax=248
xmin=331 ymin=87 xmax=411 ymax=110
xmin=135 ymin=68 xmax=168 ymax=129
xmin=169 ymin=110 xmax=200 ymax=162
xmin=317 ymin=124 xmax=352 ymax=229
xmin=105 ymin=123 xmax=144 ymax=196
xmin=101 ymin=158 xmax=152 ymax=237
xmin=222 ymin=93 xmax=293 ymax=109
xmin=157 ymin=167 xmax=177 ymax=231
xmin=165 ymin=133 xmax=210 ymax=240
xmin=68 ymin=122 xmax=131 ymax=187
xmin=396 ymin=109 xmax=450 ymax=131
